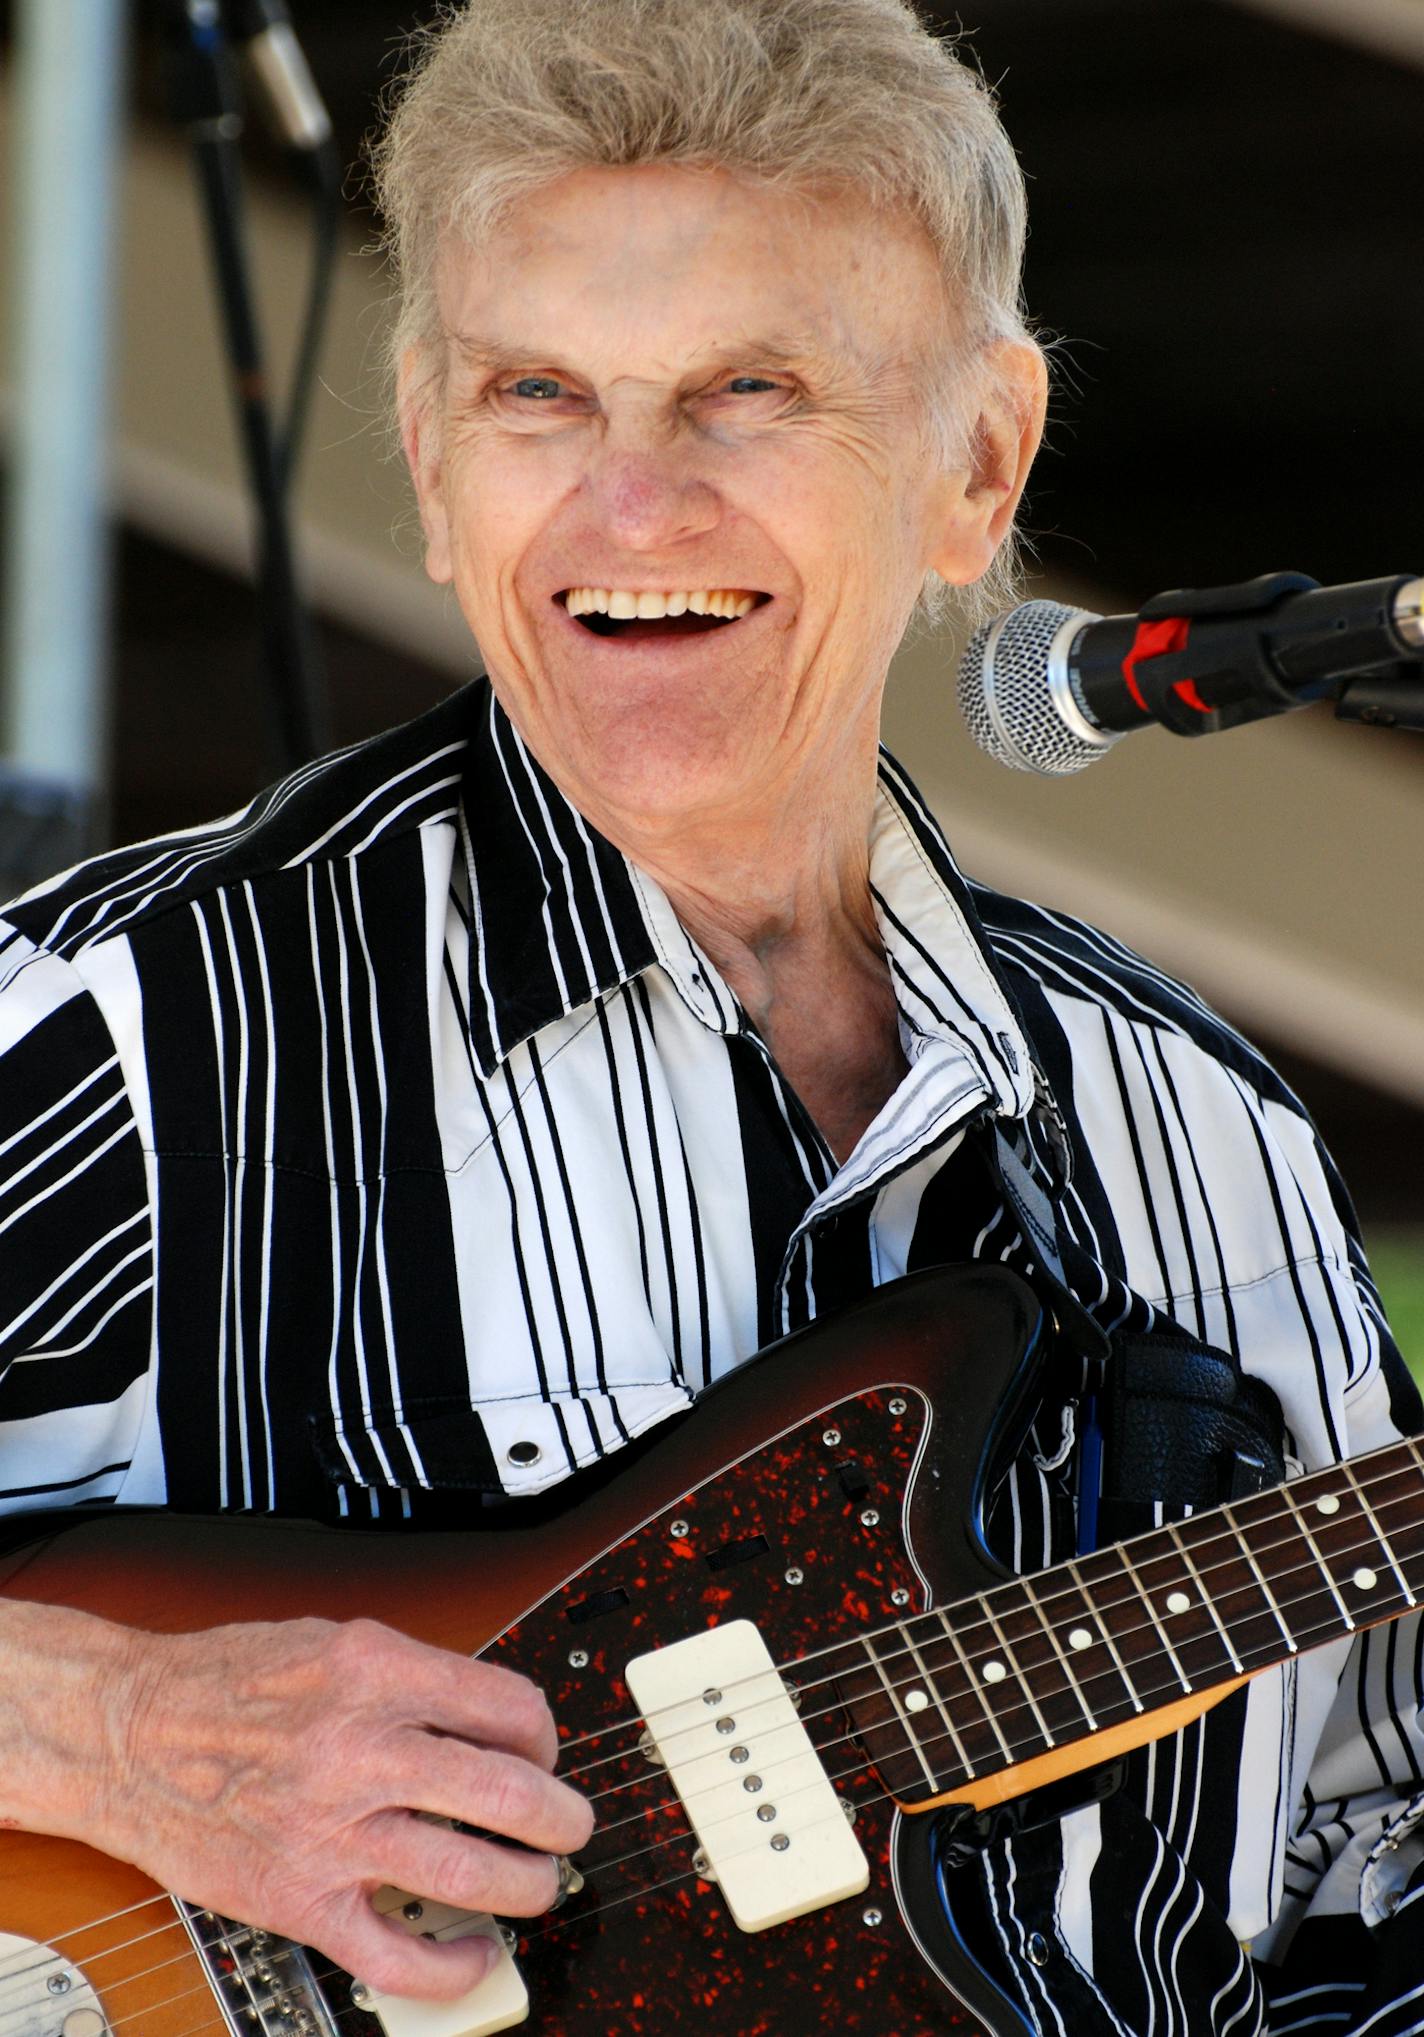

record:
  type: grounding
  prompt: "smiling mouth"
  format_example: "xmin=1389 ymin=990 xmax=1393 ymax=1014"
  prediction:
xmin=557 ymin=589 xmax=770 ymax=642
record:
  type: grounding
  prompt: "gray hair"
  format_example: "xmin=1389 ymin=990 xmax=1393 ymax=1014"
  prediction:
xmin=370 ymin=0 xmax=1039 ymax=629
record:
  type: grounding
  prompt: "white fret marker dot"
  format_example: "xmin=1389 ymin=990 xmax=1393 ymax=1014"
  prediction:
xmin=1165 ymin=1591 xmax=1191 ymax=1616
xmin=1067 ymin=1627 xmax=1093 ymax=1651
xmin=1352 ymin=1567 xmax=1378 ymax=1592
xmin=905 ymin=1688 xmax=930 ymax=1713
xmin=982 ymin=1660 xmax=1007 ymax=1684
xmin=1315 ymin=1493 xmax=1342 ymax=1516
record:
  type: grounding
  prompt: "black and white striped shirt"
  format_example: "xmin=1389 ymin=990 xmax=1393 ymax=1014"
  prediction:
xmin=1 ymin=677 xmax=1420 ymax=2032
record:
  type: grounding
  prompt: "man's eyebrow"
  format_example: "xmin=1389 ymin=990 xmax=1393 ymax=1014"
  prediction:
xmin=447 ymin=330 xmax=872 ymax=378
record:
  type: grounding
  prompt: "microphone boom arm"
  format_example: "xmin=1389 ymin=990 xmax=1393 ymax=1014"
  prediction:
xmin=1334 ymin=664 xmax=1424 ymax=732
xmin=1072 ymin=572 xmax=1424 ymax=739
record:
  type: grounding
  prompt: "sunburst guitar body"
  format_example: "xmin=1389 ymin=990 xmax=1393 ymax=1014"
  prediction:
xmin=5 ymin=1266 xmax=1421 ymax=2036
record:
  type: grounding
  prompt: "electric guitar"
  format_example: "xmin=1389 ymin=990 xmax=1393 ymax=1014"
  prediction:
xmin=3 ymin=1265 xmax=1421 ymax=2036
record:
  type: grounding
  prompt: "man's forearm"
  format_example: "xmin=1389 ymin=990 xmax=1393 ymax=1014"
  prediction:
xmin=0 ymin=1596 xmax=143 ymax=1839
xmin=0 ymin=1598 xmax=592 ymax=2000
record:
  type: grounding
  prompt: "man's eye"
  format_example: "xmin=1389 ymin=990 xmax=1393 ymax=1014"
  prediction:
xmin=724 ymin=377 xmax=781 ymax=395
xmin=508 ymin=376 xmax=565 ymax=400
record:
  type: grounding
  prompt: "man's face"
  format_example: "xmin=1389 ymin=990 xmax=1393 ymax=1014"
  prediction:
xmin=405 ymin=164 xmax=1014 ymax=835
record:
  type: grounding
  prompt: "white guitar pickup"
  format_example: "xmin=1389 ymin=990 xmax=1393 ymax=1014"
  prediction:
xmin=359 ymin=1888 xmax=528 ymax=2036
xmin=626 ymin=1619 xmax=869 ymax=1932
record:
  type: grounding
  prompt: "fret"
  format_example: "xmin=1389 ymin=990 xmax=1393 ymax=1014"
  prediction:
xmin=1115 ymin=1546 xmax=1193 ymax=1693
xmin=1018 ymin=1574 xmax=1098 ymax=1732
xmin=902 ymin=1620 xmax=975 ymax=1780
xmin=829 ymin=1436 xmax=1424 ymax=1807
xmin=1278 ymin=1486 xmax=1356 ymax=1630
xmin=1398 ymin=1440 xmax=1424 ymax=1600
xmin=1341 ymin=1460 xmax=1417 ymax=1607
xmin=1016 ymin=1565 xmax=1141 ymax=1733
xmin=1123 ymin=1525 xmax=1241 ymax=1690
xmin=833 ymin=1634 xmax=940 ymax=1804
xmin=1255 ymin=1456 xmax=1419 ymax=1655
xmin=1174 ymin=1486 xmax=1325 ymax=1669
xmin=1071 ymin=1541 xmax=1193 ymax=1710
xmin=936 ymin=1608 xmax=1018 ymax=1767
xmin=1166 ymin=1520 xmax=1244 ymax=1674
xmin=980 ymin=1595 xmax=1057 ymax=1748
xmin=981 ymin=1575 xmax=1103 ymax=1743
xmin=858 ymin=1633 xmax=943 ymax=1793
xmin=1220 ymin=1499 xmax=1299 ymax=1655
xmin=898 ymin=1606 xmax=1011 ymax=1779
xmin=1406 ymin=1436 xmax=1424 ymax=1492
xmin=1066 ymin=1555 xmax=1144 ymax=1715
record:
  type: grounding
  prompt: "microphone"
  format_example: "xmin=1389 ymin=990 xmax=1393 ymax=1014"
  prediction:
xmin=958 ymin=570 xmax=1424 ymax=775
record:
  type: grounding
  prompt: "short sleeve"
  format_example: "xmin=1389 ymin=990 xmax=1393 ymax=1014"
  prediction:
xmin=0 ymin=930 xmax=155 ymax=1511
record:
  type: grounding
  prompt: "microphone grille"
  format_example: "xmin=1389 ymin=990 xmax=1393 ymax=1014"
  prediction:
xmin=958 ymin=599 xmax=1113 ymax=776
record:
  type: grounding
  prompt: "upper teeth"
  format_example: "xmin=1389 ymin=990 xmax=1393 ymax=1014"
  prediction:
xmin=564 ymin=588 xmax=760 ymax=620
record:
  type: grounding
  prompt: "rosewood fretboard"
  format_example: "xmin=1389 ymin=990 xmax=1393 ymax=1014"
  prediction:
xmin=838 ymin=1435 xmax=1424 ymax=1804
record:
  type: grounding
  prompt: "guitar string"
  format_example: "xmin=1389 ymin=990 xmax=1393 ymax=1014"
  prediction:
xmin=482 ymin=1581 xmax=1418 ymax=1917
xmin=0 ymin=1559 xmax=1360 ymax=2037
xmin=0 ymin=1901 xmax=179 ymax=1982
xmin=552 ymin=1439 xmax=1424 ymax=1766
xmin=555 ymin=1465 xmax=1424 ymax=1788
xmin=4 ymin=1534 xmax=1414 ymax=2037
xmin=7 ymin=1470 xmax=1420 ymax=2012
xmin=8 ymin=1452 xmax=1421 ymax=2000
xmin=64 ymin=1782 xmax=922 ymax=2037
xmin=8 ymin=1474 xmax=1417 ymax=2028
xmin=566 ymin=1497 xmax=1424 ymax=1843
xmin=71 ymin=1601 xmax=1374 ymax=2037
xmin=478 ymin=1535 xmax=1403 ymax=1925
xmin=571 ymin=1550 xmax=1412 ymax=1866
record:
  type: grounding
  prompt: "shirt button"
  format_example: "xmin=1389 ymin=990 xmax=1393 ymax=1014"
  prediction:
xmin=1025 ymin=1931 xmax=1049 ymax=1968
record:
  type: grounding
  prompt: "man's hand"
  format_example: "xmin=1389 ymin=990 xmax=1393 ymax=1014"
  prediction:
xmin=8 ymin=1603 xmax=592 ymax=2002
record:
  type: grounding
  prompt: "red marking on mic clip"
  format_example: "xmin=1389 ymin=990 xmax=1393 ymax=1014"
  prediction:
xmin=1120 ymin=617 xmax=1210 ymax=715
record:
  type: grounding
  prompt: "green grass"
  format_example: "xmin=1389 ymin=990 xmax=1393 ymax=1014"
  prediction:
xmin=1363 ymin=1228 xmax=1424 ymax=1388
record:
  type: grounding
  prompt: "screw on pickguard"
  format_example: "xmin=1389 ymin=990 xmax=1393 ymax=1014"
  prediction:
xmin=0 ymin=1931 xmax=108 ymax=2037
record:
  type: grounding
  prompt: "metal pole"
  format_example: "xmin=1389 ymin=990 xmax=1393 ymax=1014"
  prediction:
xmin=0 ymin=0 xmax=128 ymax=895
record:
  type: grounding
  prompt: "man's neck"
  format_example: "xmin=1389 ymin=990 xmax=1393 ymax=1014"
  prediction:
xmin=628 ymin=808 xmax=910 ymax=1166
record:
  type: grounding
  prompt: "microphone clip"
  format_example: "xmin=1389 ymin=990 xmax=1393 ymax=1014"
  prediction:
xmin=1128 ymin=571 xmax=1320 ymax=738
xmin=1335 ymin=665 xmax=1424 ymax=733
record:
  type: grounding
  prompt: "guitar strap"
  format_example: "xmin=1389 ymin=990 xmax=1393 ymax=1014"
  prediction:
xmin=926 ymin=1113 xmax=1290 ymax=1897
xmin=989 ymin=1110 xmax=1286 ymax=1551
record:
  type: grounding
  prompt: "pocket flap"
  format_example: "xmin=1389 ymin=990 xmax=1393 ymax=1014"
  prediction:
xmin=309 ymin=1382 xmax=693 ymax=1497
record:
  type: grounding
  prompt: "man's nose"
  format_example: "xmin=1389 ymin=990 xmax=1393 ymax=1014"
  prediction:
xmin=582 ymin=442 xmax=721 ymax=553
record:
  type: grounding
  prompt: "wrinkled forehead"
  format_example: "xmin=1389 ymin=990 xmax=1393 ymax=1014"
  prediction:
xmin=432 ymin=163 xmax=956 ymax=386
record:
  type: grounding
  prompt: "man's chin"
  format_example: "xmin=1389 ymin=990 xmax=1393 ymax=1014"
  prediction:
xmin=520 ymin=708 xmax=771 ymax=839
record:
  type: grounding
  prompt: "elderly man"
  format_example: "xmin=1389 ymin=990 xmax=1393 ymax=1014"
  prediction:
xmin=0 ymin=2 xmax=1419 ymax=2032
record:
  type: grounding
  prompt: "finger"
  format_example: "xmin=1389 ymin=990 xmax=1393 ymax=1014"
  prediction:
xmin=370 ymin=1632 xmax=560 ymax=1771
xmin=373 ymin=1813 xmax=565 ymax=1919
xmin=314 ymin=1889 xmax=502 ymax=2003
xmin=392 ymin=1738 xmax=594 ymax=1854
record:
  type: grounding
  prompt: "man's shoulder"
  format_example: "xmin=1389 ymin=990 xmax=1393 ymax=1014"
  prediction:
xmin=968 ymin=875 xmax=1305 ymax=1114
xmin=2 ymin=683 xmax=481 ymax=963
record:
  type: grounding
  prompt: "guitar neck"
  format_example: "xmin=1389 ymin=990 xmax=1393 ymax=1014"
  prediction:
xmin=852 ymin=1434 xmax=1424 ymax=1806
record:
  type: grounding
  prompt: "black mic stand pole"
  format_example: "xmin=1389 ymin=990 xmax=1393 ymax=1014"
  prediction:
xmin=161 ymin=0 xmax=329 ymax=772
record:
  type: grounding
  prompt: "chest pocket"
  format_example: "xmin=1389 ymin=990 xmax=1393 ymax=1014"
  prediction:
xmin=307 ymin=1376 xmax=693 ymax=1504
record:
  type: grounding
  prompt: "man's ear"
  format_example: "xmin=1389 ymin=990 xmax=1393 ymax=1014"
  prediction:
xmin=927 ymin=340 xmax=1047 ymax=587
xmin=398 ymin=347 xmax=453 ymax=586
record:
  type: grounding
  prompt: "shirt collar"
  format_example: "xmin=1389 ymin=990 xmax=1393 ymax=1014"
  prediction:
xmin=459 ymin=679 xmax=1035 ymax=1120
xmin=460 ymin=683 xmax=656 ymax=1076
